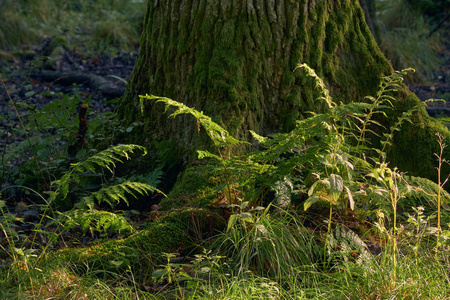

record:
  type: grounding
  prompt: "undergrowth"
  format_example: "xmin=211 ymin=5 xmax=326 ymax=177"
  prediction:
xmin=1 ymin=64 xmax=450 ymax=299
xmin=139 ymin=64 xmax=450 ymax=298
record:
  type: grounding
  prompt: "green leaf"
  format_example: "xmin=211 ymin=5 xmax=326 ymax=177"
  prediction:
xmin=240 ymin=201 xmax=249 ymax=210
xmin=107 ymin=75 xmax=128 ymax=84
xmin=14 ymin=247 xmax=25 ymax=256
xmin=344 ymin=186 xmax=354 ymax=210
xmin=250 ymin=206 xmax=265 ymax=212
xmin=308 ymin=181 xmax=320 ymax=196
xmin=197 ymin=150 xmax=221 ymax=161
xmin=304 ymin=195 xmax=320 ymax=211
xmin=109 ymin=260 xmax=124 ymax=267
xmin=249 ymin=130 xmax=268 ymax=144
xmin=152 ymin=268 xmax=168 ymax=278
xmin=240 ymin=212 xmax=254 ymax=223
xmin=329 ymin=174 xmax=343 ymax=202
xmin=255 ymin=223 xmax=268 ymax=235
xmin=227 ymin=214 xmax=239 ymax=232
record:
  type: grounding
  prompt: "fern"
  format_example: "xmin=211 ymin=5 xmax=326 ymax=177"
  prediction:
xmin=82 ymin=181 xmax=166 ymax=209
xmin=138 ymin=66 xmax=427 ymax=214
xmin=403 ymin=175 xmax=450 ymax=207
xmin=61 ymin=209 xmax=135 ymax=238
xmin=327 ymin=225 xmax=373 ymax=267
xmin=296 ymin=63 xmax=334 ymax=109
xmin=139 ymin=95 xmax=245 ymax=148
xmin=50 ymin=144 xmax=147 ymax=203
xmin=379 ymin=104 xmax=422 ymax=156
xmin=140 ymin=94 xmax=252 ymax=205
xmin=71 ymin=144 xmax=147 ymax=174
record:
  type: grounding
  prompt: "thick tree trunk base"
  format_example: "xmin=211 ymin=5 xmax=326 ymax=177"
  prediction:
xmin=117 ymin=0 xmax=450 ymax=183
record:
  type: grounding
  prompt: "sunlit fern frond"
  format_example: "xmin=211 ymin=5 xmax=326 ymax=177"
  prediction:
xmin=51 ymin=144 xmax=147 ymax=202
xmin=82 ymin=181 xmax=166 ymax=209
xmin=62 ymin=209 xmax=135 ymax=237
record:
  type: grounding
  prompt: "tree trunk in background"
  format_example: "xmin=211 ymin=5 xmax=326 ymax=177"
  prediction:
xmin=359 ymin=0 xmax=379 ymax=41
xmin=117 ymin=0 xmax=449 ymax=182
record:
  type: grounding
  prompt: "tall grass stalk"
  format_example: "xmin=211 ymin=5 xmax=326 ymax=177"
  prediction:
xmin=434 ymin=132 xmax=448 ymax=255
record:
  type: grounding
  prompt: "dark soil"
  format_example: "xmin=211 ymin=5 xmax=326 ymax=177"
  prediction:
xmin=0 ymin=47 xmax=137 ymax=113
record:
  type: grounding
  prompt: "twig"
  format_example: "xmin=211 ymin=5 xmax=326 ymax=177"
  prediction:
xmin=428 ymin=13 xmax=450 ymax=38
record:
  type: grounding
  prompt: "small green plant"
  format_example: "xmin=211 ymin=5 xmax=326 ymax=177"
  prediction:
xmin=404 ymin=206 xmax=432 ymax=257
xmin=326 ymin=225 xmax=373 ymax=267
xmin=368 ymin=163 xmax=409 ymax=285
xmin=46 ymin=144 xmax=165 ymax=209
xmin=434 ymin=132 xmax=448 ymax=253
xmin=151 ymin=252 xmax=195 ymax=297
xmin=225 ymin=201 xmax=265 ymax=233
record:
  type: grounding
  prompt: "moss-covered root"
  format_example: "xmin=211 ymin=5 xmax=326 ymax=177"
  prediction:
xmin=47 ymin=208 xmax=224 ymax=277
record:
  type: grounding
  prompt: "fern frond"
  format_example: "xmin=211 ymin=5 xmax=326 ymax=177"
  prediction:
xmin=139 ymin=94 xmax=246 ymax=148
xmin=296 ymin=63 xmax=335 ymax=109
xmin=404 ymin=175 xmax=450 ymax=206
xmin=380 ymin=105 xmax=421 ymax=155
xmin=72 ymin=144 xmax=147 ymax=174
xmin=82 ymin=181 xmax=166 ymax=209
xmin=197 ymin=150 xmax=222 ymax=161
xmin=50 ymin=144 xmax=147 ymax=205
xmin=249 ymin=130 xmax=269 ymax=145
xmin=61 ymin=209 xmax=135 ymax=237
xmin=327 ymin=225 xmax=373 ymax=265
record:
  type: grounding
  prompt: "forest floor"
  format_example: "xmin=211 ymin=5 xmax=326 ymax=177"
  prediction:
xmin=0 ymin=46 xmax=136 ymax=116
xmin=1 ymin=40 xmax=449 ymax=252
xmin=1 ymin=30 xmax=450 ymax=300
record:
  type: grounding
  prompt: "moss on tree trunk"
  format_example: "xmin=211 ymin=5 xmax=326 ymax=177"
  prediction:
xmin=117 ymin=0 xmax=449 ymax=182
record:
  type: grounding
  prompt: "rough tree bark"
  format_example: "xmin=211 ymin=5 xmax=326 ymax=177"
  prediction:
xmin=359 ymin=0 xmax=379 ymax=41
xmin=116 ymin=0 xmax=449 ymax=182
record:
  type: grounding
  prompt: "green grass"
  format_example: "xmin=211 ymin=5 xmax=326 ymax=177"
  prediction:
xmin=0 ymin=0 xmax=145 ymax=54
xmin=2 ymin=224 xmax=449 ymax=299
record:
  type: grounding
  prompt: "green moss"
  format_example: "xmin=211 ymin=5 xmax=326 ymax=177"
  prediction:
xmin=389 ymin=115 xmax=450 ymax=182
xmin=161 ymin=161 xmax=223 ymax=209
xmin=48 ymin=208 xmax=223 ymax=277
xmin=51 ymin=221 xmax=185 ymax=276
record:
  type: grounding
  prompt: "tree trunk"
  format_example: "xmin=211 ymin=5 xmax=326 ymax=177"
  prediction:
xmin=117 ymin=0 xmax=449 ymax=182
xmin=359 ymin=0 xmax=379 ymax=41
